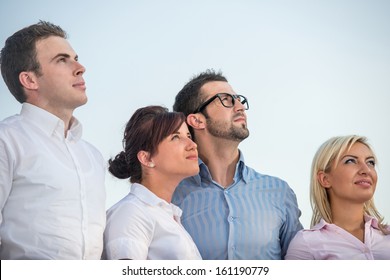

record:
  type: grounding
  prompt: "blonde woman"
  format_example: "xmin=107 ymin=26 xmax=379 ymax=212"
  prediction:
xmin=286 ymin=135 xmax=390 ymax=260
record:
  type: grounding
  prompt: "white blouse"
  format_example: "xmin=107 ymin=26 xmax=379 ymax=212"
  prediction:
xmin=103 ymin=183 xmax=201 ymax=260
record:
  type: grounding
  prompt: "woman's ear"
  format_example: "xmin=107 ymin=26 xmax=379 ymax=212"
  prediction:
xmin=186 ymin=113 xmax=205 ymax=130
xmin=317 ymin=171 xmax=331 ymax=189
xmin=137 ymin=150 xmax=154 ymax=168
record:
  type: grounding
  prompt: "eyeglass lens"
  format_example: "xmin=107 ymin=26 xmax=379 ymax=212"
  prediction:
xmin=219 ymin=94 xmax=248 ymax=109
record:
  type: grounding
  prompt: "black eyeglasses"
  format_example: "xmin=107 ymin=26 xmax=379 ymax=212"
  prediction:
xmin=193 ymin=93 xmax=249 ymax=114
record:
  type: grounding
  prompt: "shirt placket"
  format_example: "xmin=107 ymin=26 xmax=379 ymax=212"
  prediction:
xmin=363 ymin=221 xmax=374 ymax=259
xmin=224 ymin=188 xmax=237 ymax=259
xmin=65 ymin=138 xmax=88 ymax=259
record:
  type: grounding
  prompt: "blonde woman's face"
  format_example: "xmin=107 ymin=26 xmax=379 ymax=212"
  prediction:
xmin=322 ymin=142 xmax=377 ymax=205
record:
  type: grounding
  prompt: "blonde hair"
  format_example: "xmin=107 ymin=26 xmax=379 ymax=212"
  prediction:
xmin=310 ymin=135 xmax=389 ymax=234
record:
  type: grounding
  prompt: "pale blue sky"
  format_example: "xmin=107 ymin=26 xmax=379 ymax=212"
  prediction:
xmin=1 ymin=0 xmax=389 ymax=228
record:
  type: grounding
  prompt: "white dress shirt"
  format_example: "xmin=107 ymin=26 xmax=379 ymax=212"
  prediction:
xmin=103 ymin=183 xmax=202 ymax=260
xmin=0 ymin=103 xmax=106 ymax=259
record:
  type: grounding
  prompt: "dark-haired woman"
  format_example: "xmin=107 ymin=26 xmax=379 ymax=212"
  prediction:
xmin=103 ymin=106 xmax=201 ymax=260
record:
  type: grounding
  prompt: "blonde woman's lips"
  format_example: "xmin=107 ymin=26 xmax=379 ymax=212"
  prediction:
xmin=355 ymin=179 xmax=372 ymax=187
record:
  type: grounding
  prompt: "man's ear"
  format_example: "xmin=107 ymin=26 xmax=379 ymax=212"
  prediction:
xmin=137 ymin=150 xmax=154 ymax=168
xmin=19 ymin=71 xmax=38 ymax=91
xmin=317 ymin=171 xmax=331 ymax=189
xmin=186 ymin=113 xmax=205 ymax=130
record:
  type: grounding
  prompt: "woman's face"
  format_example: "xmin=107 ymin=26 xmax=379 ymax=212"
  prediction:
xmin=321 ymin=142 xmax=377 ymax=205
xmin=151 ymin=122 xmax=199 ymax=179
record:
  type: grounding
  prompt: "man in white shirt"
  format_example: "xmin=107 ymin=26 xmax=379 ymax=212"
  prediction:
xmin=0 ymin=21 xmax=106 ymax=259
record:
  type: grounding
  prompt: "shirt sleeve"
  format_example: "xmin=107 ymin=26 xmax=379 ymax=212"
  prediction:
xmin=104 ymin=202 xmax=153 ymax=260
xmin=0 ymin=136 xmax=14 ymax=246
xmin=284 ymin=230 xmax=315 ymax=260
xmin=279 ymin=183 xmax=304 ymax=259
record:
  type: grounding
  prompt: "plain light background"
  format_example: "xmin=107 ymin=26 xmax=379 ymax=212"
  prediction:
xmin=1 ymin=0 xmax=389 ymax=228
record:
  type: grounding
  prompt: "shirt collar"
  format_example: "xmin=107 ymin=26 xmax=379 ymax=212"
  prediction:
xmin=364 ymin=214 xmax=380 ymax=230
xmin=313 ymin=214 xmax=381 ymax=231
xmin=237 ymin=150 xmax=248 ymax=183
xmin=195 ymin=149 xmax=248 ymax=185
xmin=131 ymin=183 xmax=183 ymax=218
xmin=21 ymin=103 xmax=83 ymax=141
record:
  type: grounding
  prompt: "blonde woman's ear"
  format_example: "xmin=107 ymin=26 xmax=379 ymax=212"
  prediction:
xmin=317 ymin=171 xmax=331 ymax=188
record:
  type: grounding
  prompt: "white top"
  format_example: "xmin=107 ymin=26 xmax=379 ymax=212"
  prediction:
xmin=0 ymin=103 xmax=106 ymax=259
xmin=103 ymin=183 xmax=202 ymax=260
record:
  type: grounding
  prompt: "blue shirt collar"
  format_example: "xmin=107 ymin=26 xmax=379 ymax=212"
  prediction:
xmin=195 ymin=149 xmax=248 ymax=186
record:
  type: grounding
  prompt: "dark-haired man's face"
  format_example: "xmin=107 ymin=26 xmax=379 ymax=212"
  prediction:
xmin=200 ymin=81 xmax=249 ymax=142
xmin=30 ymin=36 xmax=87 ymax=115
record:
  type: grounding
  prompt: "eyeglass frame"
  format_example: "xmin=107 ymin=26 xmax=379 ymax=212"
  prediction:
xmin=193 ymin=93 xmax=249 ymax=114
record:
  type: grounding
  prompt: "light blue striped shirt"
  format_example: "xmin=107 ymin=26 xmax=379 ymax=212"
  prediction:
xmin=172 ymin=151 xmax=303 ymax=260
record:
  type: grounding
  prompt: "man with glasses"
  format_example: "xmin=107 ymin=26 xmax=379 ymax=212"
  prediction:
xmin=172 ymin=69 xmax=302 ymax=259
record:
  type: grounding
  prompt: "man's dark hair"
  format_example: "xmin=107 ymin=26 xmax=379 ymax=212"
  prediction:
xmin=0 ymin=21 xmax=67 ymax=103
xmin=173 ymin=69 xmax=227 ymax=117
